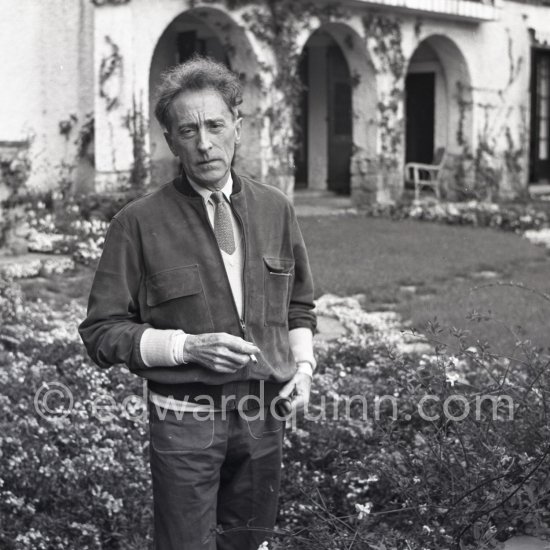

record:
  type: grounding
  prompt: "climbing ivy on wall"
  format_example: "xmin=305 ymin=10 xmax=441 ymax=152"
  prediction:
xmin=187 ymin=0 xmax=355 ymax=193
xmin=362 ymin=12 xmax=406 ymax=173
xmin=453 ymin=30 xmax=528 ymax=201
xmin=99 ymin=36 xmax=123 ymax=111
xmin=178 ymin=2 xmax=410 ymax=199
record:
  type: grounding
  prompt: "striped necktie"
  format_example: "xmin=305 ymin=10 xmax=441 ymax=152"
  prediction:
xmin=211 ymin=191 xmax=236 ymax=255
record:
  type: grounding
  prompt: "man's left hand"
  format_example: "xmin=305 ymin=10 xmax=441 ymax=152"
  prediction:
xmin=279 ymin=371 xmax=312 ymax=413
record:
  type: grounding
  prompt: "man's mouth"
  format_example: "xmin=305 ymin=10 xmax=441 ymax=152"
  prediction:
xmin=198 ymin=159 xmax=220 ymax=165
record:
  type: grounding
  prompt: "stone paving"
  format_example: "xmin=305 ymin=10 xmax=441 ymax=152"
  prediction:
xmin=294 ymin=189 xmax=356 ymax=217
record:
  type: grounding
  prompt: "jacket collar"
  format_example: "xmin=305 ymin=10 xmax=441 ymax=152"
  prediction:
xmin=174 ymin=169 xmax=243 ymax=198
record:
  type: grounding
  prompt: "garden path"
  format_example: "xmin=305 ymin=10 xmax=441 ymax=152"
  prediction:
xmin=294 ymin=189 xmax=356 ymax=217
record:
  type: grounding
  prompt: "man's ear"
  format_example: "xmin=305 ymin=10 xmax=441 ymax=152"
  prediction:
xmin=234 ymin=117 xmax=243 ymax=144
xmin=163 ymin=129 xmax=177 ymax=156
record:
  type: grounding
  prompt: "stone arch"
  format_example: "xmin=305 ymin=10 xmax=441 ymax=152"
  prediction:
xmin=293 ymin=22 xmax=377 ymax=196
xmin=148 ymin=7 xmax=262 ymax=186
xmin=405 ymin=34 xmax=473 ymax=163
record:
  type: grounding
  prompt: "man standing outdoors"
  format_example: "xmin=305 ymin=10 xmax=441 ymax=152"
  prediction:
xmin=79 ymin=56 xmax=316 ymax=550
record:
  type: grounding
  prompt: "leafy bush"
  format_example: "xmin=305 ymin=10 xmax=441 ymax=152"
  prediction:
xmin=1 ymin=287 xmax=549 ymax=549
xmin=364 ymin=200 xmax=550 ymax=234
xmin=4 ymin=191 xmax=131 ymax=266
xmin=275 ymin=298 xmax=550 ymax=549
xmin=0 ymin=281 xmax=153 ymax=549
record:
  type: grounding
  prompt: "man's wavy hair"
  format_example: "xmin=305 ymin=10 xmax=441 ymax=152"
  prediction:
xmin=154 ymin=55 xmax=243 ymax=131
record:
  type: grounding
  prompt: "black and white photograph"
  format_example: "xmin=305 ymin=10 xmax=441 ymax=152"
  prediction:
xmin=1 ymin=0 xmax=550 ymax=549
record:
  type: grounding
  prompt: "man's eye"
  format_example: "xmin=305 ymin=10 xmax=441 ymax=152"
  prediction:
xmin=209 ymin=123 xmax=225 ymax=131
xmin=179 ymin=128 xmax=196 ymax=137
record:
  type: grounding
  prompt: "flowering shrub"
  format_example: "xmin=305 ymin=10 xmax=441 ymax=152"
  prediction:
xmin=275 ymin=297 xmax=550 ymax=549
xmin=2 ymin=191 xmax=116 ymax=267
xmin=0 ymin=257 xmax=76 ymax=279
xmin=0 ymin=282 xmax=153 ymax=549
xmin=1 ymin=286 xmax=549 ymax=549
xmin=365 ymin=200 xmax=550 ymax=234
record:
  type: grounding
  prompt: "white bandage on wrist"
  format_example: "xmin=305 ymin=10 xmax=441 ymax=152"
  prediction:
xmin=289 ymin=327 xmax=316 ymax=375
xmin=296 ymin=361 xmax=314 ymax=378
xmin=140 ymin=328 xmax=187 ymax=367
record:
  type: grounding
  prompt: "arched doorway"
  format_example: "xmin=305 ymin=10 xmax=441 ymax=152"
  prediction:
xmin=405 ymin=35 xmax=473 ymax=180
xmin=294 ymin=30 xmax=353 ymax=195
xmin=405 ymin=41 xmax=446 ymax=166
xmin=148 ymin=9 xmax=262 ymax=187
xmin=149 ymin=13 xmax=228 ymax=185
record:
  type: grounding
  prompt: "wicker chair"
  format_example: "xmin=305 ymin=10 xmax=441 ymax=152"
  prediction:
xmin=404 ymin=147 xmax=446 ymax=201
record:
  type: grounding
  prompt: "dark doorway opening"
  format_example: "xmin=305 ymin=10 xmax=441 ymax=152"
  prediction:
xmin=405 ymin=72 xmax=435 ymax=166
xmin=177 ymin=29 xmax=229 ymax=67
xmin=293 ymin=32 xmax=352 ymax=195
xmin=530 ymin=49 xmax=550 ymax=184
xmin=327 ymin=45 xmax=352 ymax=195
xmin=294 ymin=50 xmax=309 ymax=189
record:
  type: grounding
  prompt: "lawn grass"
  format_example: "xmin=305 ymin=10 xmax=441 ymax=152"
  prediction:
xmin=299 ymin=215 xmax=550 ymax=353
xmin=17 ymin=214 xmax=550 ymax=355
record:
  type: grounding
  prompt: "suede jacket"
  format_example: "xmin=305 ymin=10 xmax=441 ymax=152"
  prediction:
xmin=78 ymin=172 xmax=316 ymax=388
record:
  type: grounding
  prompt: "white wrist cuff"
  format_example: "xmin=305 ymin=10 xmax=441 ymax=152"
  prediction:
xmin=140 ymin=328 xmax=187 ymax=367
xmin=289 ymin=327 xmax=316 ymax=371
xmin=296 ymin=361 xmax=314 ymax=378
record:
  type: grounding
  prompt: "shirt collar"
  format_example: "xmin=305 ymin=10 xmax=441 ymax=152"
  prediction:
xmin=188 ymin=173 xmax=233 ymax=203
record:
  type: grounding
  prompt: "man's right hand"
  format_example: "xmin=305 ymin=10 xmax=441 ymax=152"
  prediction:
xmin=182 ymin=333 xmax=260 ymax=374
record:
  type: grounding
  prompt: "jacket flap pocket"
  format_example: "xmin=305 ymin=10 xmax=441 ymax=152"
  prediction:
xmin=263 ymin=256 xmax=295 ymax=274
xmin=146 ymin=265 xmax=202 ymax=307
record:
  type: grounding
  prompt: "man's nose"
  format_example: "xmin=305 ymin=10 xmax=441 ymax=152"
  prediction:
xmin=197 ymin=129 xmax=212 ymax=153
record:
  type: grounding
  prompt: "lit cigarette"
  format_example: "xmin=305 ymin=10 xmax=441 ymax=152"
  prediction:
xmin=250 ymin=354 xmax=257 ymax=363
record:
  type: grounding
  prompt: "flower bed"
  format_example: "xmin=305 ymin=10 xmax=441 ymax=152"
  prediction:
xmin=276 ymin=297 xmax=550 ymax=549
xmin=1 ymin=283 xmax=549 ymax=549
xmin=365 ymin=200 xmax=550 ymax=233
xmin=2 ymin=189 xmax=130 ymax=269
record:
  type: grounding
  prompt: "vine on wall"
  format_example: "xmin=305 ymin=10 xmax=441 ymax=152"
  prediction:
xmin=124 ymin=94 xmax=150 ymax=190
xmin=452 ymin=30 xmax=527 ymax=201
xmin=187 ymin=0 xmax=355 ymax=193
xmin=75 ymin=114 xmax=95 ymax=165
xmin=241 ymin=1 xmax=351 ymax=192
xmin=58 ymin=114 xmax=78 ymax=140
xmin=99 ymin=36 xmax=123 ymax=111
xmin=351 ymin=12 xmax=406 ymax=203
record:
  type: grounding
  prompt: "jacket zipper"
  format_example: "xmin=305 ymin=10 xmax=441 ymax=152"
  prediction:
xmin=201 ymin=199 xmax=247 ymax=338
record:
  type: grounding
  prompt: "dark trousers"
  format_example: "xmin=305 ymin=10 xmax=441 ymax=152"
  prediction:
xmin=149 ymin=403 xmax=284 ymax=550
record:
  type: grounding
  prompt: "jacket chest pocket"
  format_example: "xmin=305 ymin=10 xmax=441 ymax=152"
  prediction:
xmin=263 ymin=257 xmax=294 ymax=327
xmin=146 ymin=265 xmax=213 ymax=333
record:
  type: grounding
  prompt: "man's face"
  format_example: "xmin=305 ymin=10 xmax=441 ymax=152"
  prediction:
xmin=164 ymin=88 xmax=242 ymax=191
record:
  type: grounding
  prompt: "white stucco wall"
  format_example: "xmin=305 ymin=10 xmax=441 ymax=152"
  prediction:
xmin=0 ymin=0 xmax=93 ymax=191
xmin=0 ymin=0 xmax=546 ymax=200
xmin=505 ymin=0 xmax=550 ymax=46
xmin=93 ymin=0 xmax=269 ymax=191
